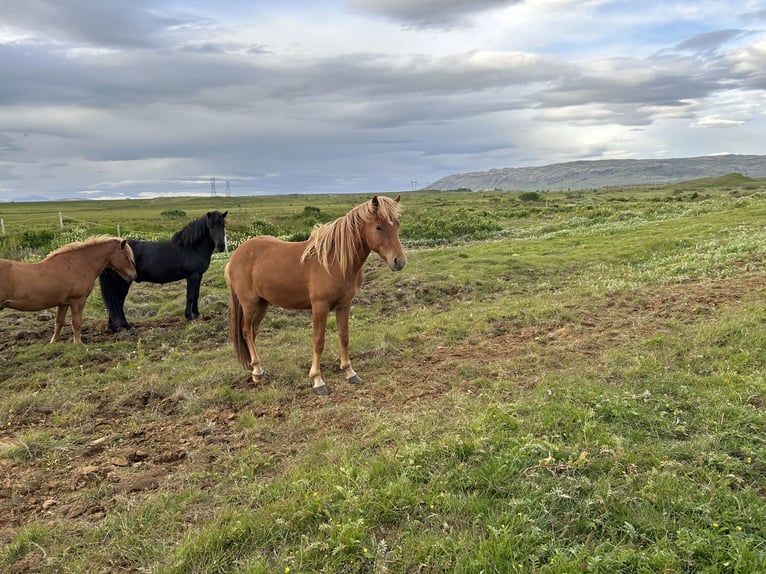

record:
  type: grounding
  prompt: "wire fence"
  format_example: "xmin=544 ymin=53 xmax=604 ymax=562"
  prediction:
xmin=0 ymin=210 xmax=239 ymax=261
xmin=0 ymin=211 xmax=172 ymax=260
xmin=1 ymin=212 xmax=128 ymax=237
xmin=0 ymin=210 xmax=181 ymax=239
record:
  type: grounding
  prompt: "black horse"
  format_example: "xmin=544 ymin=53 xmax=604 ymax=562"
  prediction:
xmin=99 ymin=210 xmax=228 ymax=331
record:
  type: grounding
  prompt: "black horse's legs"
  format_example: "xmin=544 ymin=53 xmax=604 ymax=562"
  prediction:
xmin=112 ymin=280 xmax=132 ymax=331
xmin=185 ymin=275 xmax=202 ymax=320
xmin=100 ymin=269 xmax=133 ymax=332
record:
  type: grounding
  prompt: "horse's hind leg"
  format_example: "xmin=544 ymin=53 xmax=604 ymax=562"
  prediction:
xmin=336 ymin=305 xmax=362 ymax=385
xmin=50 ymin=304 xmax=68 ymax=343
xmin=242 ymin=299 xmax=269 ymax=381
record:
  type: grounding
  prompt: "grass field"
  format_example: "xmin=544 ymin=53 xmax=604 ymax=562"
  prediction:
xmin=2 ymin=177 xmax=766 ymax=573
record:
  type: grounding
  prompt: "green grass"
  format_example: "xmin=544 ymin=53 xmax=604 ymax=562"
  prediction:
xmin=2 ymin=180 xmax=766 ymax=573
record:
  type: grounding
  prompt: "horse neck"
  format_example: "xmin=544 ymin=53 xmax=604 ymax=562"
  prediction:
xmin=334 ymin=227 xmax=370 ymax=277
xmin=181 ymin=231 xmax=215 ymax=254
xmin=77 ymin=240 xmax=120 ymax=276
xmin=349 ymin=242 xmax=371 ymax=273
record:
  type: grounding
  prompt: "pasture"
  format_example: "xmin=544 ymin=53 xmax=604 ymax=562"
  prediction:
xmin=2 ymin=178 xmax=766 ymax=573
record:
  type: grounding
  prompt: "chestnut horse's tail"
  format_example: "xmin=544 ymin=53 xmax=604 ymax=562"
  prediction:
xmin=226 ymin=266 xmax=251 ymax=369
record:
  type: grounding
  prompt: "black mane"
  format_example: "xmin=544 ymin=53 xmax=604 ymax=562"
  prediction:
xmin=171 ymin=211 xmax=222 ymax=247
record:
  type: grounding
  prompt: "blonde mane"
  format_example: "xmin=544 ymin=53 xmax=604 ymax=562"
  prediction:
xmin=300 ymin=196 xmax=401 ymax=276
xmin=45 ymin=236 xmax=125 ymax=260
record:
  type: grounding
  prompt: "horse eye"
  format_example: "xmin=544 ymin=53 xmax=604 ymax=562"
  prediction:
xmin=376 ymin=225 xmax=383 ymax=231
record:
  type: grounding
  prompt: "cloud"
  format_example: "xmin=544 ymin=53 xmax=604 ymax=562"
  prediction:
xmin=691 ymin=116 xmax=746 ymax=128
xmin=730 ymin=39 xmax=766 ymax=86
xmin=673 ymin=29 xmax=748 ymax=53
xmin=0 ymin=0 xmax=194 ymax=48
xmin=347 ymin=0 xmax=520 ymax=28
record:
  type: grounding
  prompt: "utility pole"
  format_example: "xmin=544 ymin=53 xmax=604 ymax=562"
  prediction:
xmin=225 ymin=180 xmax=231 ymax=197
xmin=210 ymin=177 xmax=217 ymax=197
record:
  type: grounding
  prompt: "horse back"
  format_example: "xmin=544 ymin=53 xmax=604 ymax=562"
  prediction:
xmin=228 ymin=236 xmax=362 ymax=310
xmin=130 ymin=239 xmax=212 ymax=283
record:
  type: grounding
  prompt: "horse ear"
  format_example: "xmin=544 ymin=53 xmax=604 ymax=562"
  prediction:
xmin=371 ymin=196 xmax=380 ymax=212
xmin=120 ymin=239 xmax=128 ymax=249
xmin=395 ymin=194 xmax=401 ymax=203
xmin=222 ymin=211 xmax=228 ymax=218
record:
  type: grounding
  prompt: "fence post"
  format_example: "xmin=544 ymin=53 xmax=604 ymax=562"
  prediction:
xmin=59 ymin=211 xmax=64 ymax=230
xmin=1 ymin=218 xmax=4 ymax=235
xmin=117 ymin=224 xmax=121 ymax=238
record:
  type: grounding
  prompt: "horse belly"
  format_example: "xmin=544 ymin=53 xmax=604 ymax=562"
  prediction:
xmin=0 ymin=263 xmax=76 ymax=311
xmin=137 ymin=267 xmax=188 ymax=284
xmin=232 ymin=238 xmax=312 ymax=309
xmin=134 ymin=245 xmax=204 ymax=284
xmin=257 ymin=281 xmax=312 ymax=310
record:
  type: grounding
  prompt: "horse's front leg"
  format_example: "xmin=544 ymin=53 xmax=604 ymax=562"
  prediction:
xmin=50 ymin=304 xmax=68 ymax=343
xmin=106 ymin=269 xmax=132 ymax=330
xmin=114 ymin=280 xmax=132 ymax=330
xmin=336 ymin=305 xmax=362 ymax=385
xmin=69 ymin=300 xmax=86 ymax=345
xmin=185 ymin=274 xmax=201 ymax=320
xmin=309 ymin=303 xmax=330 ymax=395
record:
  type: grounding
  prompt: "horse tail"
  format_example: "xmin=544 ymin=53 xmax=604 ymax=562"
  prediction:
xmin=226 ymin=265 xmax=251 ymax=368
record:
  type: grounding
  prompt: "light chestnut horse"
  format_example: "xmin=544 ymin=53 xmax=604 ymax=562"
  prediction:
xmin=0 ymin=236 xmax=137 ymax=344
xmin=226 ymin=195 xmax=406 ymax=395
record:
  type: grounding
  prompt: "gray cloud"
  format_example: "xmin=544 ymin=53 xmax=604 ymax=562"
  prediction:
xmin=674 ymin=29 xmax=748 ymax=53
xmin=346 ymin=0 xmax=521 ymax=28
xmin=0 ymin=0 xmax=193 ymax=48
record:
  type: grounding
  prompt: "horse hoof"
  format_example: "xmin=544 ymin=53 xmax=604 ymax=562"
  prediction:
xmin=314 ymin=385 xmax=329 ymax=396
xmin=252 ymin=373 xmax=266 ymax=383
xmin=347 ymin=374 xmax=363 ymax=385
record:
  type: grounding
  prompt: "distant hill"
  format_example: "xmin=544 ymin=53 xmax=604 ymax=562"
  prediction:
xmin=426 ymin=154 xmax=766 ymax=191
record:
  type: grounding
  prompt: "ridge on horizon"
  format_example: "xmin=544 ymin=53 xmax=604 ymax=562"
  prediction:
xmin=426 ymin=154 xmax=766 ymax=192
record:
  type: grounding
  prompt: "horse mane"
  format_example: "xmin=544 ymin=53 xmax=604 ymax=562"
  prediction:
xmin=170 ymin=213 xmax=211 ymax=247
xmin=44 ymin=236 xmax=123 ymax=260
xmin=171 ymin=211 xmax=225 ymax=247
xmin=301 ymin=196 xmax=401 ymax=276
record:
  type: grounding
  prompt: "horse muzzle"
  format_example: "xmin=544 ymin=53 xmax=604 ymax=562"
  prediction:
xmin=118 ymin=270 xmax=137 ymax=282
xmin=389 ymin=255 xmax=406 ymax=271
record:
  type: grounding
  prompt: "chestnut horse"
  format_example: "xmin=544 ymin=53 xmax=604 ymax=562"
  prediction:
xmin=226 ymin=196 xmax=406 ymax=395
xmin=0 ymin=236 xmax=137 ymax=344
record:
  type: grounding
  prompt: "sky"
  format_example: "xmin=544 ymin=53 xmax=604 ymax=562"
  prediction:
xmin=0 ymin=0 xmax=765 ymax=201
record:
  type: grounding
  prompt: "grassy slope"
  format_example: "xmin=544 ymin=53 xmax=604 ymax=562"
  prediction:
xmin=1 ymin=182 xmax=766 ymax=573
